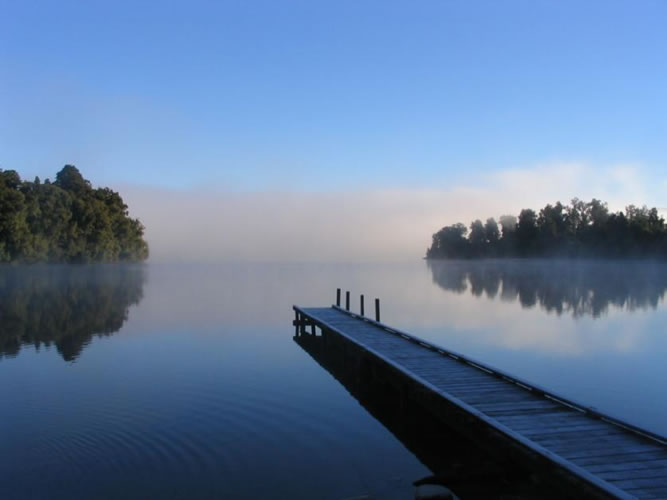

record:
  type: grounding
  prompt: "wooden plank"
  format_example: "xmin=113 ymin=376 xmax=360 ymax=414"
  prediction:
xmin=608 ymin=476 xmax=667 ymax=489
xmin=549 ymin=443 xmax=655 ymax=461
xmin=526 ymin=427 xmax=627 ymax=442
xmin=540 ymin=432 xmax=639 ymax=446
xmin=476 ymin=399 xmax=564 ymax=412
xmin=516 ymin=421 xmax=622 ymax=435
xmin=447 ymin=382 xmax=537 ymax=394
xmin=421 ymin=377 xmax=508 ymax=390
xmin=407 ymin=362 xmax=484 ymax=373
xmin=507 ymin=423 xmax=609 ymax=438
xmin=443 ymin=383 xmax=526 ymax=395
xmin=431 ymin=373 xmax=519 ymax=385
xmin=485 ymin=407 xmax=572 ymax=417
xmin=565 ymin=449 xmax=667 ymax=464
xmin=495 ymin=410 xmax=590 ymax=421
xmin=623 ymin=492 xmax=665 ymax=500
xmin=443 ymin=385 xmax=518 ymax=396
xmin=542 ymin=440 xmax=655 ymax=458
xmin=432 ymin=375 xmax=510 ymax=386
xmin=587 ymin=459 xmax=667 ymax=474
xmin=571 ymin=451 xmax=667 ymax=467
xmin=419 ymin=372 xmax=501 ymax=385
xmin=459 ymin=395 xmax=554 ymax=409
xmin=624 ymin=486 xmax=667 ymax=496
xmin=448 ymin=380 xmax=537 ymax=396
xmin=596 ymin=466 xmax=667 ymax=481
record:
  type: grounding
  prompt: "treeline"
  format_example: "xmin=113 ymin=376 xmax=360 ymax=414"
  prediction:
xmin=426 ymin=199 xmax=667 ymax=259
xmin=0 ymin=165 xmax=148 ymax=263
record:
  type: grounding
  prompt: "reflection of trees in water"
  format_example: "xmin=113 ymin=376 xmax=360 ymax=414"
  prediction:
xmin=0 ymin=265 xmax=146 ymax=361
xmin=428 ymin=259 xmax=667 ymax=318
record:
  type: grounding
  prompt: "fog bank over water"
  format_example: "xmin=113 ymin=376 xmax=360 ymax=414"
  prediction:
xmin=119 ymin=163 xmax=661 ymax=262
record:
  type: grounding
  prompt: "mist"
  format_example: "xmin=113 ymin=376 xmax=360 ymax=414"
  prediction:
xmin=119 ymin=163 xmax=660 ymax=262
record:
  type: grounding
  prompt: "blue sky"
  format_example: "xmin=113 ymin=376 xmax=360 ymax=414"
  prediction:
xmin=2 ymin=0 xmax=666 ymax=192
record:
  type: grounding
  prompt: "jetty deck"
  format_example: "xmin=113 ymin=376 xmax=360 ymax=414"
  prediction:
xmin=293 ymin=303 xmax=667 ymax=500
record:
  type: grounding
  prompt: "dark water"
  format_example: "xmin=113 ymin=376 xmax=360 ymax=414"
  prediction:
xmin=1 ymin=260 xmax=666 ymax=499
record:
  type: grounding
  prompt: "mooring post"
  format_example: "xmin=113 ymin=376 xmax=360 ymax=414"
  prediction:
xmin=295 ymin=310 xmax=300 ymax=336
xmin=360 ymin=294 xmax=365 ymax=316
xmin=375 ymin=298 xmax=380 ymax=322
xmin=345 ymin=291 xmax=350 ymax=311
xmin=336 ymin=288 xmax=341 ymax=307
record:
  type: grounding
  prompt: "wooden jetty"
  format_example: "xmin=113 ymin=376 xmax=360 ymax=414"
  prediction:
xmin=293 ymin=293 xmax=667 ymax=500
xmin=294 ymin=327 xmax=563 ymax=498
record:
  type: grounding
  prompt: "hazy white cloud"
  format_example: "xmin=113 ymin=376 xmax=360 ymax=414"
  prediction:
xmin=117 ymin=162 xmax=657 ymax=263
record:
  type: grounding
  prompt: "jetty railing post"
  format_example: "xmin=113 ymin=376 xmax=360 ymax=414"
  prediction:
xmin=345 ymin=291 xmax=350 ymax=311
xmin=360 ymin=294 xmax=365 ymax=316
xmin=294 ymin=310 xmax=299 ymax=336
xmin=375 ymin=298 xmax=380 ymax=322
xmin=336 ymin=288 xmax=341 ymax=307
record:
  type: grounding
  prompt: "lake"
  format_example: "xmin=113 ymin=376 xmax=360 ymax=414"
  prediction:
xmin=1 ymin=260 xmax=666 ymax=499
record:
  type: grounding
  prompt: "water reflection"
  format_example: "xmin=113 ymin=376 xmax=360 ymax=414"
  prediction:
xmin=428 ymin=259 xmax=667 ymax=318
xmin=0 ymin=265 xmax=146 ymax=361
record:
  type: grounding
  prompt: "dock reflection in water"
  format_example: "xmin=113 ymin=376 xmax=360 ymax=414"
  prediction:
xmin=294 ymin=328 xmax=563 ymax=499
xmin=0 ymin=264 xmax=146 ymax=361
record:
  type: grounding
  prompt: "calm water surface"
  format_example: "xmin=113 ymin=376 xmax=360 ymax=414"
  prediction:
xmin=1 ymin=260 xmax=666 ymax=499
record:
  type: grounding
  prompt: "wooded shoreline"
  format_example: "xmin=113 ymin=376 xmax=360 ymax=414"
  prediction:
xmin=426 ymin=198 xmax=666 ymax=259
xmin=0 ymin=165 xmax=148 ymax=263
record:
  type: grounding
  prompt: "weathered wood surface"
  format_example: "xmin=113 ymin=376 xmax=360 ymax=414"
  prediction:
xmin=294 ymin=305 xmax=667 ymax=500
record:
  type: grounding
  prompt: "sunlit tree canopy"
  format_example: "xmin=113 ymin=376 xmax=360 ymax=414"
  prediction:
xmin=0 ymin=165 xmax=148 ymax=263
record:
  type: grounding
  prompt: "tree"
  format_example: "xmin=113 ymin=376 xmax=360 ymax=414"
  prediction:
xmin=566 ymin=198 xmax=590 ymax=237
xmin=516 ymin=209 xmax=538 ymax=255
xmin=499 ymin=215 xmax=517 ymax=238
xmin=469 ymin=219 xmax=486 ymax=256
xmin=0 ymin=165 xmax=148 ymax=263
xmin=484 ymin=218 xmax=500 ymax=244
xmin=538 ymin=202 xmax=567 ymax=253
xmin=428 ymin=223 xmax=469 ymax=258
xmin=54 ymin=165 xmax=90 ymax=193
xmin=588 ymin=199 xmax=609 ymax=228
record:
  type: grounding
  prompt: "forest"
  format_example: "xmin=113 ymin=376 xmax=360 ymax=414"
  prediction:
xmin=0 ymin=165 xmax=148 ymax=263
xmin=426 ymin=199 xmax=667 ymax=259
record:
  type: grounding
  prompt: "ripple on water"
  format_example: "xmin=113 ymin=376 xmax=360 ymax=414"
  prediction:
xmin=12 ymin=372 xmax=358 ymax=489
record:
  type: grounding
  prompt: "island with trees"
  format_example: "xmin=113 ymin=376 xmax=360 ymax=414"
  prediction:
xmin=0 ymin=165 xmax=148 ymax=263
xmin=426 ymin=199 xmax=667 ymax=259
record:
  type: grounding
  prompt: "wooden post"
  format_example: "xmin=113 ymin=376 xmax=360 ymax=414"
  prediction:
xmin=360 ymin=294 xmax=365 ymax=316
xmin=375 ymin=298 xmax=380 ymax=322
xmin=336 ymin=288 xmax=341 ymax=307
xmin=345 ymin=291 xmax=350 ymax=311
xmin=295 ymin=310 xmax=300 ymax=336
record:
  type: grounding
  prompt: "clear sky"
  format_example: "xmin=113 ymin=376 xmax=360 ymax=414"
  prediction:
xmin=1 ymin=1 xmax=666 ymax=260
xmin=3 ymin=0 xmax=666 ymax=189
